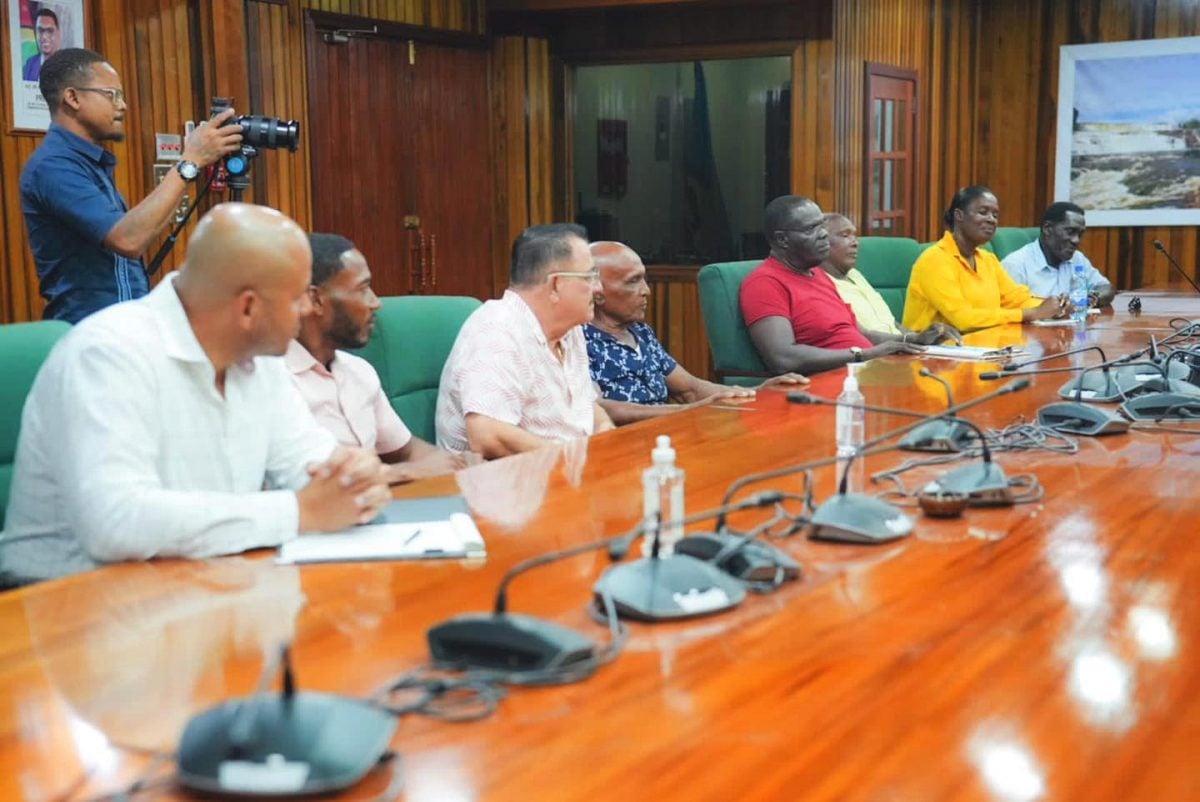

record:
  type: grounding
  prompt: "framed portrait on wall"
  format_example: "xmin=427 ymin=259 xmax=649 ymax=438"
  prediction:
xmin=5 ymin=0 xmax=88 ymax=132
xmin=1055 ymin=36 xmax=1200 ymax=226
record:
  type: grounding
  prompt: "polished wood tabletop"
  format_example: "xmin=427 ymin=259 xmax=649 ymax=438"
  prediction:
xmin=2 ymin=304 xmax=1199 ymax=801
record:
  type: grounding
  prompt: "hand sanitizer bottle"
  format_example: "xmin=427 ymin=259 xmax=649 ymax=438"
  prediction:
xmin=642 ymin=435 xmax=685 ymax=557
xmin=836 ymin=366 xmax=866 ymax=493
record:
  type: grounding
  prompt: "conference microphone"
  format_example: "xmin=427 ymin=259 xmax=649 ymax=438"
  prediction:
xmin=797 ymin=394 xmax=1016 ymax=507
xmin=1117 ymin=352 xmax=1200 ymax=420
xmin=733 ymin=378 xmax=1030 ymax=542
xmin=428 ymin=493 xmax=786 ymax=674
xmin=892 ymin=368 xmax=977 ymax=452
xmin=177 ymin=644 xmax=397 ymax=796
xmin=1153 ymin=239 xmax=1200 ymax=296
xmin=999 ymin=344 xmax=1109 ymax=372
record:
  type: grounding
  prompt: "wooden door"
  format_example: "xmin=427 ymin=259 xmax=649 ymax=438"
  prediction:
xmin=405 ymin=40 xmax=495 ymax=299
xmin=305 ymin=19 xmax=494 ymax=300
xmin=863 ymin=63 xmax=919 ymax=238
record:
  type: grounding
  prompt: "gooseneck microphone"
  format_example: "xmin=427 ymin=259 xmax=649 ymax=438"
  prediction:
xmin=894 ymin=368 xmax=976 ymax=451
xmin=717 ymin=377 xmax=1029 ymax=526
xmin=1000 ymin=345 xmax=1108 ymax=372
xmin=1153 ymin=239 xmax=1200 ymax=296
xmin=429 ymin=493 xmax=788 ymax=674
xmin=797 ymin=394 xmax=1013 ymax=507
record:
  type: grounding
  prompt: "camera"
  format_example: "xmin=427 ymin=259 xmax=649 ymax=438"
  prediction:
xmin=210 ymin=97 xmax=300 ymax=152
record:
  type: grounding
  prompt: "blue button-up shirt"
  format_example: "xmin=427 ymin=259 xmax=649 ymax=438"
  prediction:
xmin=1001 ymin=239 xmax=1110 ymax=298
xmin=584 ymin=322 xmax=678 ymax=404
xmin=20 ymin=123 xmax=148 ymax=323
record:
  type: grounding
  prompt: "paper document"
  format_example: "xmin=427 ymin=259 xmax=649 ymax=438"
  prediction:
xmin=919 ymin=345 xmax=1027 ymax=362
xmin=1032 ymin=309 xmax=1102 ymax=327
xmin=278 ymin=496 xmax=485 ymax=565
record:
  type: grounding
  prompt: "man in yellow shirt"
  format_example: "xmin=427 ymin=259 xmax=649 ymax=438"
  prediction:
xmin=903 ymin=186 xmax=1065 ymax=332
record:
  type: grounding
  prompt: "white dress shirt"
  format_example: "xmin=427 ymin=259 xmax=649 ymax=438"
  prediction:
xmin=0 ymin=275 xmax=336 ymax=582
xmin=1001 ymin=240 xmax=1110 ymax=297
xmin=435 ymin=290 xmax=596 ymax=452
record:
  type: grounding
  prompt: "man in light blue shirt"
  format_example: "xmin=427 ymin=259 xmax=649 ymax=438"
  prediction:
xmin=1001 ymin=201 xmax=1114 ymax=308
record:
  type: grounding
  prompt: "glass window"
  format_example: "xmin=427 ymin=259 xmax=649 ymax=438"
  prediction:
xmin=572 ymin=57 xmax=792 ymax=264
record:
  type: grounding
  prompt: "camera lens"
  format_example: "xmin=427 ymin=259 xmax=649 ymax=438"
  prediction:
xmin=238 ymin=115 xmax=301 ymax=152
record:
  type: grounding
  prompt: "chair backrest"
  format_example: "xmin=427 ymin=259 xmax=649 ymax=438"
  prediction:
xmin=697 ymin=261 xmax=769 ymax=385
xmin=855 ymin=236 xmax=922 ymax=322
xmin=351 ymin=295 xmax=482 ymax=443
xmin=990 ymin=227 xmax=1041 ymax=260
xmin=1 ymin=320 xmax=71 ymax=524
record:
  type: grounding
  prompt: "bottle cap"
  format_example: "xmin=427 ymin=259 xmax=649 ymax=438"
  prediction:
xmin=843 ymin=365 xmax=859 ymax=392
xmin=652 ymin=434 xmax=675 ymax=467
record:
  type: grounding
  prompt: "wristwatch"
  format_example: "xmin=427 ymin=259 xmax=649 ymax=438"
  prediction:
xmin=175 ymin=160 xmax=200 ymax=182
xmin=849 ymin=346 xmax=864 ymax=363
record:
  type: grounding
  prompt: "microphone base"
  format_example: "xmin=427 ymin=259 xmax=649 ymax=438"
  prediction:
xmin=427 ymin=612 xmax=597 ymax=674
xmin=1057 ymin=371 xmax=1124 ymax=402
xmin=1119 ymin=392 xmax=1200 ymax=422
xmin=177 ymin=691 xmax=397 ymax=797
xmin=592 ymin=554 xmax=746 ymax=622
xmin=810 ymin=493 xmax=914 ymax=544
xmin=1037 ymin=401 xmax=1131 ymax=436
xmin=675 ymin=531 xmax=801 ymax=583
xmin=926 ymin=462 xmax=1012 ymax=506
xmin=898 ymin=419 xmax=977 ymax=452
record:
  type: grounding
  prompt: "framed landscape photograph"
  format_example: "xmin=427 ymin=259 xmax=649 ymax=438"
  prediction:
xmin=1055 ymin=36 xmax=1200 ymax=227
xmin=6 ymin=0 xmax=87 ymax=132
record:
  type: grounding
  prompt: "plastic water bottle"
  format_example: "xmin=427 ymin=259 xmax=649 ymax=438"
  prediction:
xmin=1070 ymin=262 xmax=1089 ymax=325
xmin=836 ymin=366 xmax=866 ymax=493
xmin=642 ymin=435 xmax=685 ymax=557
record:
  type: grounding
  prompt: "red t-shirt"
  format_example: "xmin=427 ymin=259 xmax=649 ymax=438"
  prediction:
xmin=739 ymin=256 xmax=872 ymax=350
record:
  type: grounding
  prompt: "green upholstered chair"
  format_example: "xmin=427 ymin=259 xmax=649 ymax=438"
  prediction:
xmin=697 ymin=261 xmax=771 ymax=386
xmin=351 ymin=295 xmax=482 ymax=443
xmin=990 ymin=227 xmax=1041 ymax=260
xmin=854 ymin=236 xmax=922 ymax=323
xmin=1 ymin=320 xmax=71 ymax=525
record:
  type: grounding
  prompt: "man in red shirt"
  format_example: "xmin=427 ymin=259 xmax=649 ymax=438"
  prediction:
xmin=740 ymin=196 xmax=957 ymax=374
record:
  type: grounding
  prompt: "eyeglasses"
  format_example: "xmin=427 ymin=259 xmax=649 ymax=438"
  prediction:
xmin=72 ymin=87 xmax=125 ymax=105
xmin=548 ymin=269 xmax=601 ymax=283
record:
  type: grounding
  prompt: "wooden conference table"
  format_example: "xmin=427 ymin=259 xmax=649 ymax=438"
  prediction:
xmin=2 ymin=303 xmax=1198 ymax=801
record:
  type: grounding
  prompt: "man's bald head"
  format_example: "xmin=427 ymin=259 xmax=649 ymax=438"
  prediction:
xmin=589 ymin=241 xmax=649 ymax=327
xmin=175 ymin=203 xmax=314 ymax=367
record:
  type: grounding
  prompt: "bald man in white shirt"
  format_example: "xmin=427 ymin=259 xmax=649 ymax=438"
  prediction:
xmin=0 ymin=203 xmax=390 ymax=584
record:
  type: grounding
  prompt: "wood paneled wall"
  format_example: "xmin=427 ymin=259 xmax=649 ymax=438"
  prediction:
xmin=825 ymin=0 xmax=981 ymax=243
xmin=491 ymin=36 xmax=553 ymax=290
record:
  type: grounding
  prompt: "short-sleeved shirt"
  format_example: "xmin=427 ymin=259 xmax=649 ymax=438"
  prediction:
xmin=739 ymin=256 xmax=872 ymax=350
xmin=831 ymin=269 xmax=901 ymax=335
xmin=20 ymin=123 xmax=148 ymax=323
xmin=584 ymin=322 xmax=678 ymax=404
xmin=1001 ymin=240 xmax=1110 ymax=298
xmin=902 ymin=232 xmax=1040 ymax=332
xmin=285 ymin=340 xmax=413 ymax=454
xmin=435 ymin=290 xmax=597 ymax=452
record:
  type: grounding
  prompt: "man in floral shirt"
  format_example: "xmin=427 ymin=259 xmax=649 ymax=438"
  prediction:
xmin=585 ymin=241 xmax=807 ymax=425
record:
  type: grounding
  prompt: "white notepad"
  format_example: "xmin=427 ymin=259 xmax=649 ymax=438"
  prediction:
xmin=277 ymin=497 xmax=486 ymax=565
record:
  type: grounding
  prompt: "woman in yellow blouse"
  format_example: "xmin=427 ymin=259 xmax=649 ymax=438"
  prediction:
xmin=902 ymin=186 xmax=1065 ymax=332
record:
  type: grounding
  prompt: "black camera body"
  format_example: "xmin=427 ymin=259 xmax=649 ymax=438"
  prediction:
xmin=210 ymin=97 xmax=300 ymax=152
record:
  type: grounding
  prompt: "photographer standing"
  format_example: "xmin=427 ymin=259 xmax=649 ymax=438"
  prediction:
xmin=20 ymin=48 xmax=244 ymax=323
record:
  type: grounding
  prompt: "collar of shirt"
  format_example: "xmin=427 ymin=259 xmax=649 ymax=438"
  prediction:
xmin=937 ymin=231 xmax=985 ymax=271
xmin=585 ymin=321 xmax=647 ymax=350
xmin=148 ymin=274 xmax=254 ymax=373
xmin=284 ymin=339 xmax=331 ymax=377
xmin=47 ymin=122 xmax=117 ymax=169
xmin=502 ymin=289 xmax=554 ymax=349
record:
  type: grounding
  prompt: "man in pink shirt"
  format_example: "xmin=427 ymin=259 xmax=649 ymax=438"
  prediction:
xmin=436 ymin=223 xmax=615 ymax=458
xmin=287 ymin=233 xmax=463 ymax=484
